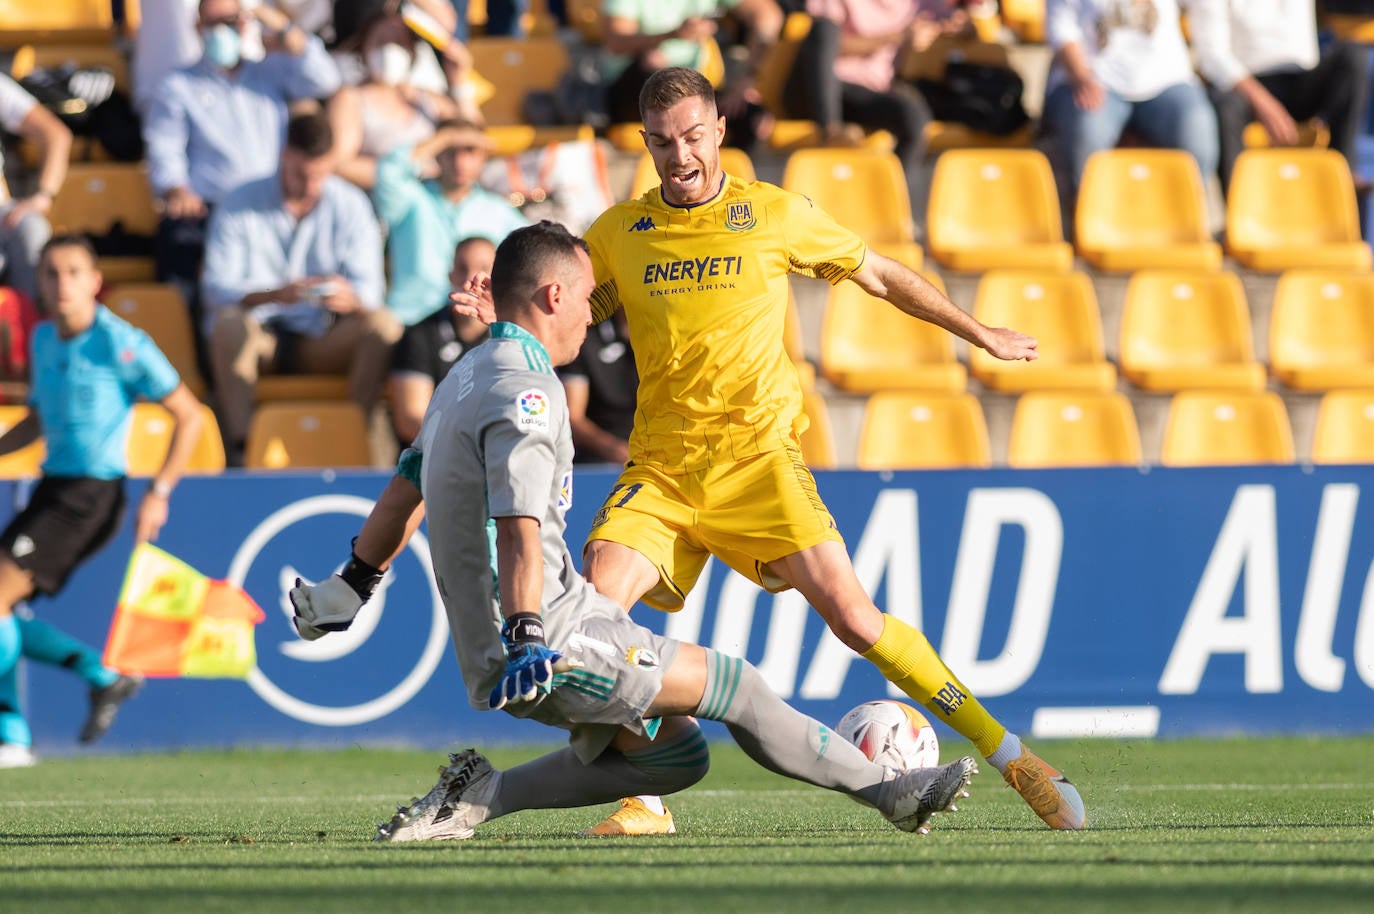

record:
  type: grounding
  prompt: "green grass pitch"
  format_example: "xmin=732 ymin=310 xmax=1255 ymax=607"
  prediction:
xmin=2 ymin=736 xmax=1371 ymax=914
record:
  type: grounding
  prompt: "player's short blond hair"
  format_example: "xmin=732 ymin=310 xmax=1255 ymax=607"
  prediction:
xmin=639 ymin=66 xmax=717 ymax=120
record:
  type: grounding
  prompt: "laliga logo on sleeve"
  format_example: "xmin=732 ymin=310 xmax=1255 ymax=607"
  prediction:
xmin=517 ymin=388 xmax=550 ymax=431
xmin=229 ymin=495 xmax=450 ymax=727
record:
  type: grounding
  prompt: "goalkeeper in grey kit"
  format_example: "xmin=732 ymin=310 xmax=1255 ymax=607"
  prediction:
xmin=290 ymin=221 xmax=977 ymax=841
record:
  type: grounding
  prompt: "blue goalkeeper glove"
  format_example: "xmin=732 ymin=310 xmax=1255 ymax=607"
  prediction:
xmin=489 ymin=612 xmax=563 ymax=710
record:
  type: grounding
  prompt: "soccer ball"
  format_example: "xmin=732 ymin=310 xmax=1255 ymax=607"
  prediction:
xmin=836 ymin=700 xmax=940 ymax=770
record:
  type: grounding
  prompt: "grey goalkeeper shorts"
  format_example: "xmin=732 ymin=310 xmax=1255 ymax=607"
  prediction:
xmin=507 ymin=609 xmax=681 ymax=763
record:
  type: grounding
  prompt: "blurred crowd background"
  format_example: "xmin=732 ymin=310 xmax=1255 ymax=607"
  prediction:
xmin=6 ymin=0 xmax=1374 ymax=474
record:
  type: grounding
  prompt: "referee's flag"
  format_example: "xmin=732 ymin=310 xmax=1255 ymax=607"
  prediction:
xmin=102 ymin=543 xmax=264 ymax=679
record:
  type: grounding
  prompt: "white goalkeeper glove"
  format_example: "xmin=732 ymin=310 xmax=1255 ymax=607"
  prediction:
xmin=289 ymin=543 xmax=385 ymax=641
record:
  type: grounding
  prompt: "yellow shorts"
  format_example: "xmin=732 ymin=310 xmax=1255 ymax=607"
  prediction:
xmin=585 ymin=442 xmax=843 ymax=611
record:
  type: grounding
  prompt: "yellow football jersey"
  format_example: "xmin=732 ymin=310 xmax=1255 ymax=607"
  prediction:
xmin=586 ymin=175 xmax=866 ymax=473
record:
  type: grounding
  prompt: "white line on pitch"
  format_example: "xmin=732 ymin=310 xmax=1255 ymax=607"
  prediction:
xmin=2 ymin=783 xmax=1369 ymax=809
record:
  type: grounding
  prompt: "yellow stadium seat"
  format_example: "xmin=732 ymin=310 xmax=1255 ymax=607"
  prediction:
xmin=49 ymin=163 xmax=159 ymax=281
xmin=1075 ymin=149 xmax=1222 ymax=272
xmin=1007 ymin=390 xmax=1141 ymax=468
xmin=820 ymin=275 xmax=966 ymax=393
xmin=256 ymin=376 xmax=351 ymax=402
xmin=244 ymin=401 xmax=372 ymax=470
xmin=756 ymin=11 xmax=812 ymax=118
xmin=797 ymin=389 xmax=835 ymax=469
xmin=630 ymin=147 xmax=756 ymax=199
xmin=1000 ymin=0 xmax=1045 ymax=42
xmin=468 ymin=37 xmax=571 ymax=126
xmin=870 ymin=239 xmax=924 ymax=270
xmin=1241 ymin=119 xmax=1330 ymax=149
xmin=1311 ymin=390 xmax=1374 ymax=464
xmin=483 ymin=124 xmax=594 ymax=157
xmin=102 ymin=283 xmax=208 ymax=399
xmin=0 ymin=405 xmax=44 ymax=479
xmin=1160 ymin=390 xmax=1295 ymax=466
xmin=1119 ymin=270 xmax=1265 ymax=391
xmin=126 ymin=402 xmax=226 ymax=476
xmin=0 ymin=0 xmax=116 ymax=44
xmin=1225 ymin=149 xmax=1372 ymax=271
xmin=970 ymin=271 xmax=1116 ymax=391
xmin=926 ymin=149 xmax=1073 ymax=272
xmin=781 ymin=147 xmax=915 ymax=244
xmin=565 ymin=0 xmax=603 ymax=42
xmin=1322 ymin=12 xmax=1374 ymax=43
xmin=1269 ymin=270 xmax=1374 ymax=390
xmin=856 ymin=392 xmax=990 ymax=469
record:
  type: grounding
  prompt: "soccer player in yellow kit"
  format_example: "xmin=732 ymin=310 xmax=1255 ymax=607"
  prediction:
xmin=578 ymin=66 xmax=1085 ymax=834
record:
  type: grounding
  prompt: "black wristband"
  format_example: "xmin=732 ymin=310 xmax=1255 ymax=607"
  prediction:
xmin=340 ymin=537 xmax=385 ymax=600
xmin=500 ymin=612 xmax=546 ymax=647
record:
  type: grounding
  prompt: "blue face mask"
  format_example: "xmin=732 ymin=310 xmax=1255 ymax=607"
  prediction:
xmin=204 ymin=24 xmax=241 ymax=69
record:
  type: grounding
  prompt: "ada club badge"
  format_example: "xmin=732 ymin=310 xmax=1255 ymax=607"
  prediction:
xmin=517 ymin=388 xmax=551 ymax=431
xmin=725 ymin=200 xmax=756 ymax=232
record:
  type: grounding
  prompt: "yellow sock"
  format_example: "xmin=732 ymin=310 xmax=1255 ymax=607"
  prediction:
xmin=861 ymin=614 xmax=1006 ymax=758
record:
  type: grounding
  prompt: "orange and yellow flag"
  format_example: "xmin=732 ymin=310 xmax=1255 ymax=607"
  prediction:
xmin=102 ymin=544 xmax=264 ymax=679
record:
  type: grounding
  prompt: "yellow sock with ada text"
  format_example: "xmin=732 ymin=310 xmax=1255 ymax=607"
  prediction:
xmin=861 ymin=614 xmax=1006 ymax=758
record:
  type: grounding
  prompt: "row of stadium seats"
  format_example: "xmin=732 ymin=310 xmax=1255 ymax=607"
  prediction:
xmin=0 ymin=399 xmax=373 ymax=477
xmin=809 ymin=267 xmax=1374 ymax=396
xmin=926 ymin=146 xmax=1369 ymax=273
xmin=49 ymin=142 xmax=1370 ymax=293
xmin=801 ymin=388 xmax=1374 ymax=470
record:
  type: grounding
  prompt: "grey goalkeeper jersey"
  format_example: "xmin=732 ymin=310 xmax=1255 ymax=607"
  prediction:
xmin=410 ymin=321 xmax=608 ymax=711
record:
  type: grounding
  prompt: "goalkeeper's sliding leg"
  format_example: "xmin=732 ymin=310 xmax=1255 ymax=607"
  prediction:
xmin=373 ymin=643 xmax=976 ymax=842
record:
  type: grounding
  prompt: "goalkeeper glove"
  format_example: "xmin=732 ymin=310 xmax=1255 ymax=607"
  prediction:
xmin=290 ymin=542 xmax=385 ymax=641
xmin=489 ymin=612 xmax=563 ymax=710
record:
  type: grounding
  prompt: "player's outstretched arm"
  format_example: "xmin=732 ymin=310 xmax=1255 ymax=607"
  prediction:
xmin=290 ymin=474 xmax=427 ymax=640
xmin=489 ymin=516 xmax=566 ymax=709
xmin=849 ymin=252 xmax=1038 ymax=362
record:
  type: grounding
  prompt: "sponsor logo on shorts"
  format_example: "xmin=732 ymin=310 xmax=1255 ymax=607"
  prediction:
xmin=725 ymin=200 xmax=756 ymax=232
xmin=626 ymin=646 xmax=660 ymax=671
xmin=11 ymin=535 xmax=34 ymax=558
xmin=516 ymin=389 xmax=550 ymax=431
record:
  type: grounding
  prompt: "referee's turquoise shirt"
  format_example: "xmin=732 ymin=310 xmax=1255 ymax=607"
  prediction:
xmin=29 ymin=307 xmax=180 ymax=479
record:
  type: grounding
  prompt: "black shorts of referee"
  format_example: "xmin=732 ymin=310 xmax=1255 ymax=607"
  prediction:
xmin=0 ymin=476 xmax=126 ymax=597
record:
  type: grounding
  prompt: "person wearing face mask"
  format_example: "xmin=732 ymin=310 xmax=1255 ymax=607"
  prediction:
xmin=328 ymin=12 xmax=464 ymax=191
xmin=143 ymin=0 xmax=342 ymax=364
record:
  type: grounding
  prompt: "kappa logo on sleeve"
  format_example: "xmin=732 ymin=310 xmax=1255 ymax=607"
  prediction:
xmin=516 ymin=388 xmax=551 ymax=431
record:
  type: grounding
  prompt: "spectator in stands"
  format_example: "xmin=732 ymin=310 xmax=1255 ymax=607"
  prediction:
xmin=389 ymin=236 xmax=495 ymax=444
xmin=201 ymin=112 xmax=395 ymax=466
xmin=144 ymin=0 xmax=342 ymax=334
xmin=1042 ymin=0 xmax=1219 ymax=196
xmin=1190 ymin=0 xmax=1370 ymax=193
xmin=784 ymin=2 xmax=972 ymax=177
xmin=0 ymin=234 xmax=205 ymax=768
xmin=328 ymin=12 xmax=468 ymax=190
xmin=0 ymin=75 xmax=70 ymax=302
xmin=599 ymin=0 xmax=784 ymax=134
xmin=373 ymin=118 xmax=526 ymax=383
xmin=558 ymin=307 xmax=638 ymax=465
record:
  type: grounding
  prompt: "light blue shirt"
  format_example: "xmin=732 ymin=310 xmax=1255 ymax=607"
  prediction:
xmin=201 ymin=174 xmax=386 ymax=337
xmin=143 ymin=36 xmax=341 ymax=202
xmin=29 ymin=307 xmax=180 ymax=479
xmin=373 ymin=144 xmax=528 ymax=326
